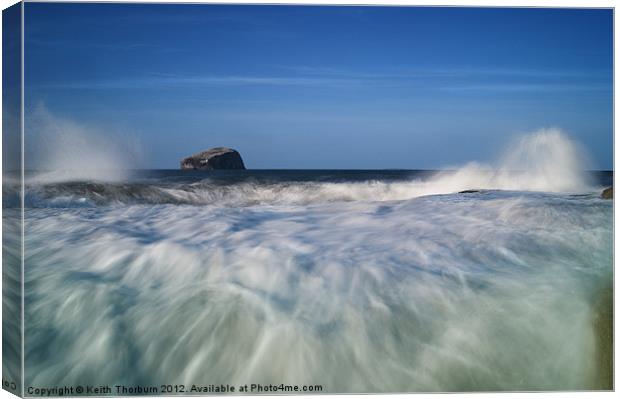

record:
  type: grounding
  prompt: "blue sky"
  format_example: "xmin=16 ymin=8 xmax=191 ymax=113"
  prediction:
xmin=24 ymin=3 xmax=613 ymax=169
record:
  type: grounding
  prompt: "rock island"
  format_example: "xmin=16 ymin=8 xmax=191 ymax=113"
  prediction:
xmin=180 ymin=147 xmax=246 ymax=170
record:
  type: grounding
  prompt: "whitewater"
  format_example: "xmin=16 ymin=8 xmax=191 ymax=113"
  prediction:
xmin=3 ymin=129 xmax=613 ymax=392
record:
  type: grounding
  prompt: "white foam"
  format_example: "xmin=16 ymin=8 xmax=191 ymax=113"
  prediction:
xmin=21 ymin=191 xmax=612 ymax=390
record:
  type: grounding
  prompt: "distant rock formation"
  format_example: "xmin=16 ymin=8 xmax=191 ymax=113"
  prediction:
xmin=180 ymin=147 xmax=246 ymax=170
xmin=601 ymin=187 xmax=613 ymax=199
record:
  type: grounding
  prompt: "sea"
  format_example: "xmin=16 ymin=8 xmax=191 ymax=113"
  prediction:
xmin=2 ymin=131 xmax=614 ymax=393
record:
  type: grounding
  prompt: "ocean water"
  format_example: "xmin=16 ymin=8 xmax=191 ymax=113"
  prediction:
xmin=2 ymin=131 xmax=614 ymax=393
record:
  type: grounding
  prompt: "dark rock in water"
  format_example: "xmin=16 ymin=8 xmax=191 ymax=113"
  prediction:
xmin=180 ymin=147 xmax=246 ymax=170
xmin=459 ymin=189 xmax=480 ymax=194
xmin=601 ymin=187 xmax=613 ymax=199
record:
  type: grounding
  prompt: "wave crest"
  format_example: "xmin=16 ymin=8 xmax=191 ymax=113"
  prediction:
xmin=12 ymin=128 xmax=599 ymax=208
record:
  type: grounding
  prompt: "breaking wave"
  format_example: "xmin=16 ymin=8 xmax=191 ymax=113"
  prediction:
xmin=11 ymin=128 xmax=600 ymax=208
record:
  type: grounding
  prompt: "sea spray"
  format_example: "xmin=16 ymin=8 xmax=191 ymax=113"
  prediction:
xmin=498 ymin=127 xmax=592 ymax=191
xmin=428 ymin=128 xmax=593 ymax=194
xmin=24 ymin=106 xmax=143 ymax=182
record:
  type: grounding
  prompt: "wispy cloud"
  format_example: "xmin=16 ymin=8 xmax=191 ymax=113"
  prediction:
xmin=275 ymin=64 xmax=611 ymax=80
xmin=37 ymin=75 xmax=365 ymax=90
xmin=33 ymin=64 xmax=612 ymax=93
xmin=275 ymin=65 xmax=460 ymax=79
xmin=439 ymin=83 xmax=612 ymax=92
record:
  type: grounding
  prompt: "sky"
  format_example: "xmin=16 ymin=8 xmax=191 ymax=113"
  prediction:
xmin=23 ymin=3 xmax=613 ymax=169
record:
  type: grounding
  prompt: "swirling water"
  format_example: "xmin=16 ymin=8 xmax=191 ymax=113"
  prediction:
xmin=4 ymin=168 xmax=609 ymax=393
xmin=3 ymin=131 xmax=613 ymax=392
